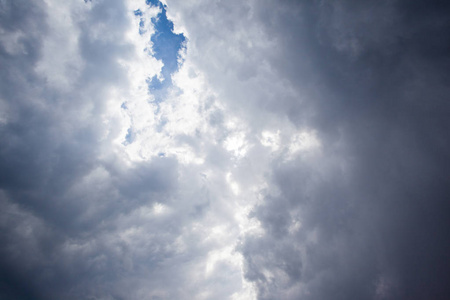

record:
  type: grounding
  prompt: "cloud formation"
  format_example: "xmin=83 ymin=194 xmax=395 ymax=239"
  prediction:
xmin=1 ymin=0 xmax=450 ymax=299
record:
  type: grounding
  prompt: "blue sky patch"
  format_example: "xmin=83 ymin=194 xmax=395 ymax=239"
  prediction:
xmin=144 ymin=0 xmax=186 ymax=101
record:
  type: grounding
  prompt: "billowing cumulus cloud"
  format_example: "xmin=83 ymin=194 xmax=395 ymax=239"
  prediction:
xmin=1 ymin=0 xmax=450 ymax=299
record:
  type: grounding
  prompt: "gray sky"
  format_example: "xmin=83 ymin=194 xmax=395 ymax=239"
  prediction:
xmin=1 ymin=0 xmax=450 ymax=299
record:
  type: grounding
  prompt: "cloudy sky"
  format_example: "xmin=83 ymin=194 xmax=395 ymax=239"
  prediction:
xmin=1 ymin=0 xmax=450 ymax=299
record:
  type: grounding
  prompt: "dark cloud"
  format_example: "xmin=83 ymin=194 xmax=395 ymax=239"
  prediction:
xmin=231 ymin=1 xmax=450 ymax=299
xmin=1 ymin=0 xmax=450 ymax=299
xmin=0 ymin=1 xmax=185 ymax=299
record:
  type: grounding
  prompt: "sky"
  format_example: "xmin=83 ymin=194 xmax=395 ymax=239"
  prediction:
xmin=0 ymin=0 xmax=450 ymax=299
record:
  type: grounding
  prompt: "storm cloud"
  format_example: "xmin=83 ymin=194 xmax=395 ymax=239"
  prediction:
xmin=1 ymin=0 xmax=450 ymax=299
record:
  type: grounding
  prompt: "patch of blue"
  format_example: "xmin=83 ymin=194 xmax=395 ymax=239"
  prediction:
xmin=124 ymin=128 xmax=135 ymax=144
xmin=146 ymin=0 xmax=160 ymax=7
xmin=144 ymin=0 xmax=186 ymax=101
xmin=139 ymin=18 xmax=146 ymax=35
xmin=151 ymin=8 xmax=185 ymax=80
xmin=148 ymin=75 xmax=163 ymax=90
xmin=134 ymin=9 xmax=142 ymax=16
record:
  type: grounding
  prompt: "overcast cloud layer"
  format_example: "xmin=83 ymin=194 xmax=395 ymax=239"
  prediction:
xmin=1 ymin=0 xmax=450 ymax=299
